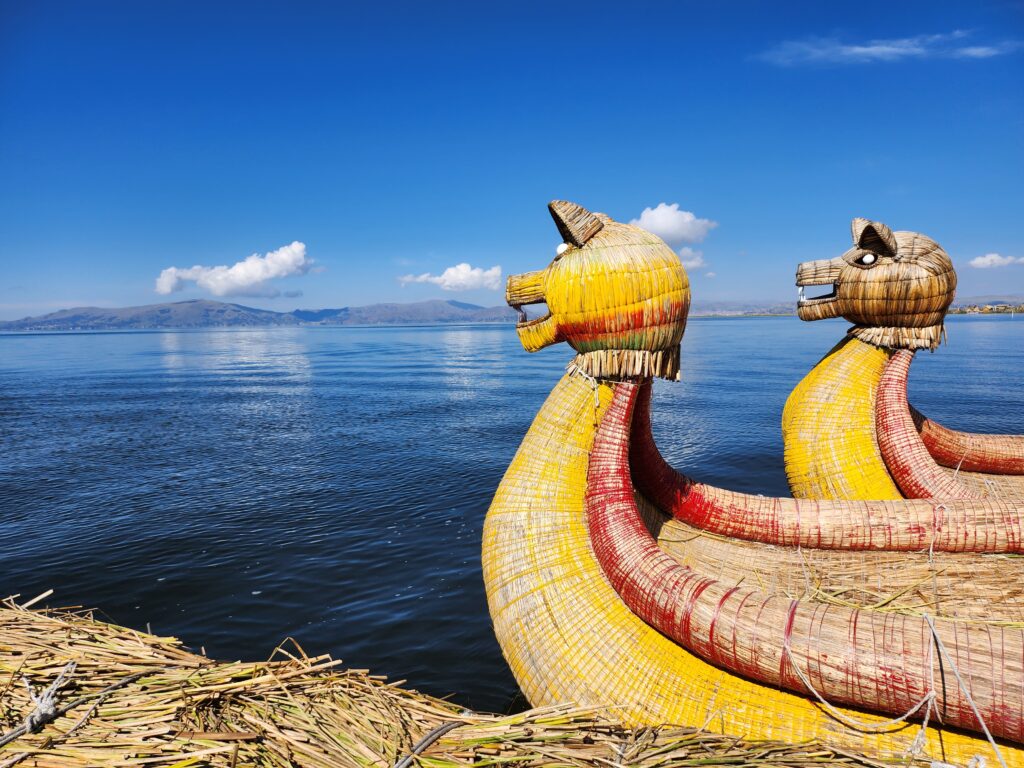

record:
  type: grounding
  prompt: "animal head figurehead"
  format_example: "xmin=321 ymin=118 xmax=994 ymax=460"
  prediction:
xmin=506 ymin=201 xmax=690 ymax=380
xmin=795 ymin=218 xmax=956 ymax=350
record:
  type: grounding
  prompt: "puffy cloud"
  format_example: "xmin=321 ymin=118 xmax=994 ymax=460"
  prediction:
xmin=760 ymin=31 xmax=1021 ymax=66
xmin=705 ymin=272 xmax=717 ymax=278
xmin=399 ymin=263 xmax=502 ymax=291
xmin=155 ymin=241 xmax=312 ymax=297
xmin=677 ymin=247 xmax=706 ymax=269
xmin=630 ymin=203 xmax=717 ymax=246
xmin=969 ymin=253 xmax=1024 ymax=269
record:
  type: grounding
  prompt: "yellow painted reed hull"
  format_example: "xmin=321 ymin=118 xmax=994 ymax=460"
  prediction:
xmin=783 ymin=337 xmax=903 ymax=500
xmin=483 ymin=371 xmax=1020 ymax=765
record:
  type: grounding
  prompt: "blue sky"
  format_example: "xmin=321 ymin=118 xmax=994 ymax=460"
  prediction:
xmin=1 ymin=1 xmax=1022 ymax=318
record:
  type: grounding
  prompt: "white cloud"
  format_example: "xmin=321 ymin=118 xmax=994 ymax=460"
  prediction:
xmin=631 ymin=203 xmax=717 ymax=246
xmin=155 ymin=241 xmax=312 ymax=297
xmin=677 ymin=247 xmax=706 ymax=269
xmin=705 ymin=272 xmax=717 ymax=278
xmin=969 ymin=253 xmax=1024 ymax=269
xmin=760 ymin=31 xmax=1021 ymax=66
xmin=399 ymin=263 xmax=502 ymax=291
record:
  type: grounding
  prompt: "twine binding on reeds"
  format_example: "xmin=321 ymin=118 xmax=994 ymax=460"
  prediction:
xmin=592 ymin=382 xmax=1023 ymax=745
xmin=922 ymin=614 xmax=1010 ymax=768
xmin=910 ymin=405 xmax=1024 ymax=476
xmin=571 ymin=348 xmax=681 ymax=382
xmin=849 ymin=323 xmax=946 ymax=352
xmin=0 ymin=663 xmax=76 ymax=749
xmin=780 ymin=604 xmax=936 ymax=744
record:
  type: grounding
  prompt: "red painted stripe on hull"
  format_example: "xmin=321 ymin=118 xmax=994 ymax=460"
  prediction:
xmin=912 ymin=407 xmax=1024 ymax=475
xmin=587 ymin=381 xmax=1024 ymax=742
xmin=629 ymin=381 xmax=1023 ymax=553
xmin=876 ymin=350 xmax=980 ymax=499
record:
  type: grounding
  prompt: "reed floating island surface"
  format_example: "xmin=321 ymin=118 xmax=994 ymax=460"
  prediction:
xmin=1 ymin=594 xmax=908 ymax=768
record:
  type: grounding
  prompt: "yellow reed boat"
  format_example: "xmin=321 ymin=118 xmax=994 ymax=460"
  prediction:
xmin=483 ymin=201 xmax=1024 ymax=766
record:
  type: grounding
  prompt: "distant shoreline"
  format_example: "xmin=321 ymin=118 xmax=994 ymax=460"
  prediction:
xmin=3 ymin=293 xmax=1020 ymax=332
xmin=5 ymin=313 xmax=1021 ymax=335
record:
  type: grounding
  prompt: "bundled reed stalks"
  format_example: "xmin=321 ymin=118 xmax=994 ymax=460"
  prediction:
xmin=794 ymin=218 xmax=956 ymax=352
xmin=0 ymin=594 xmax=909 ymax=768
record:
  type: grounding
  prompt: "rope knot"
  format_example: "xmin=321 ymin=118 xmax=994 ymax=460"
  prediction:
xmin=21 ymin=661 xmax=76 ymax=734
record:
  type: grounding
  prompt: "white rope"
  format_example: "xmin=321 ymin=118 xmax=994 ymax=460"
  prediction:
xmin=567 ymin=361 xmax=603 ymax=427
xmin=0 ymin=662 xmax=76 ymax=749
xmin=952 ymin=452 xmax=967 ymax=480
xmin=0 ymin=663 xmax=149 ymax=753
xmin=791 ymin=503 xmax=815 ymax=596
xmin=23 ymin=661 xmax=75 ymax=732
xmin=782 ymin=605 xmax=1008 ymax=768
xmin=923 ymin=614 xmax=1008 ymax=768
xmin=781 ymin=605 xmax=935 ymax=737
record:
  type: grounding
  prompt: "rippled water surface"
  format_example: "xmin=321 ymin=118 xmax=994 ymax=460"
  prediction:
xmin=1 ymin=316 xmax=1020 ymax=711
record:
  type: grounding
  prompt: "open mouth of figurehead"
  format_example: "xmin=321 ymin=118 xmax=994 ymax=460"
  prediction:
xmin=794 ymin=257 xmax=844 ymax=320
xmin=512 ymin=302 xmax=550 ymax=328
xmin=796 ymin=281 xmax=837 ymax=306
xmin=506 ymin=269 xmax=548 ymax=326
xmin=506 ymin=269 xmax=559 ymax=351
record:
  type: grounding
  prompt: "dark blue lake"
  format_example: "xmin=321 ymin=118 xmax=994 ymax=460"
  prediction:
xmin=1 ymin=315 xmax=1021 ymax=712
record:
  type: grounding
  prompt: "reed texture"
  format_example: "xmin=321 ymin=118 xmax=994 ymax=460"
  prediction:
xmin=912 ymin=407 xmax=1024 ymax=476
xmin=795 ymin=219 xmax=956 ymax=351
xmin=2 ymin=596 xmax=920 ymax=768
xmin=505 ymin=202 xmax=689 ymax=380
xmin=633 ymin=381 xmax=1024 ymax=552
xmin=481 ymin=372 xmax=1020 ymax=764
xmin=782 ymin=337 xmax=902 ymax=500
xmin=876 ymin=351 xmax=983 ymax=499
xmin=595 ymin=383 xmax=1024 ymax=742
xmin=645 ymin=496 xmax=1024 ymax=623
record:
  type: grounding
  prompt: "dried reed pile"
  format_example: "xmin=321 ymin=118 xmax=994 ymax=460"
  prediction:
xmin=0 ymin=594 xmax=903 ymax=768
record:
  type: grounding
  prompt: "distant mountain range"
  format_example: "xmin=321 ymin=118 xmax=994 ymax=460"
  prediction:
xmin=3 ymin=293 xmax=1019 ymax=331
xmin=951 ymin=294 xmax=1024 ymax=307
xmin=0 ymin=299 xmax=519 ymax=331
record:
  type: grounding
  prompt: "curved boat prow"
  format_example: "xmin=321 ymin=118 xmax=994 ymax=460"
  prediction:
xmin=787 ymin=217 xmax=1024 ymax=500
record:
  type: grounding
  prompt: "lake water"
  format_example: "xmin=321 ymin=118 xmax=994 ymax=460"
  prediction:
xmin=1 ymin=315 xmax=1020 ymax=712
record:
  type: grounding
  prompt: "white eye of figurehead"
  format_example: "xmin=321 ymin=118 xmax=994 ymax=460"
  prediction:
xmin=555 ymin=242 xmax=570 ymax=257
xmin=856 ymin=253 xmax=877 ymax=266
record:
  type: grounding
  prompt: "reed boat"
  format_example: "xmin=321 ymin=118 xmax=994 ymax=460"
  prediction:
xmin=483 ymin=201 xmax=1024 ymax=766
xmin=785 ymin=217 xmax=1023 ymax=501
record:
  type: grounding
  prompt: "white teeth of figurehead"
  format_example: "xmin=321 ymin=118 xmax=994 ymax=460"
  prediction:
xmin=798 ymin=286 xmax=805 ymax=301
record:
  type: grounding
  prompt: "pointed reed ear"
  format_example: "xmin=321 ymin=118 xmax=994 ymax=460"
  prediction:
xmin=851 ymin=218 xmax=898 ymax=259
xmin=549 ymin=201 xmax=604 ymax=247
